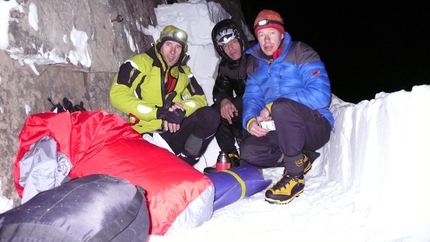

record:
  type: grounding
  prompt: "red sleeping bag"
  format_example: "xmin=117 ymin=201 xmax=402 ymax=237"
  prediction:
xmin=13 ymin=110 xmax=214 ymax=235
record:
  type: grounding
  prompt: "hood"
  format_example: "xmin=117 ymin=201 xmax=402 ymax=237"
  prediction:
xmin=211 ymin=19 xmax=250 ymax=63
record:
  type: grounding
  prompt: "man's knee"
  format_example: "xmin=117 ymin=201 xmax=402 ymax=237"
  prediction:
xmin=272 ymin=98 xmax=296 ymax=113
xmin=197 ymin=106 xmax=220 ymax=128
xmin=272 ymin=98 xmax=311 ymax=118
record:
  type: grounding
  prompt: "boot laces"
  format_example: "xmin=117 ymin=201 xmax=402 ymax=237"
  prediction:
xmin=272 ymin=174 xmax=298 ymax=190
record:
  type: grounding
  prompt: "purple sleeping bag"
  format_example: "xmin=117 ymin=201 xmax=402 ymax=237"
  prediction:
xmin=0 ymin=174 xmax=149 ymax=242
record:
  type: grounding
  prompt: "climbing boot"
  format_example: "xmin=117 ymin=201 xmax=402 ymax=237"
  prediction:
xmin=228 ymin=151 xmax=241 ymax=168
xmin=302 ymin=150 xmax=320 ymax=174
xmin=265 ymin=173 xmax=305 ymax=205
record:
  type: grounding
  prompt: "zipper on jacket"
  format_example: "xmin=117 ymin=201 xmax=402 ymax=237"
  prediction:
xmin=158 ymin=65 xmax=170 ymax=109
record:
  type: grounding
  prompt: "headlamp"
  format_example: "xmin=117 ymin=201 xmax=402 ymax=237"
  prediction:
xmin=254 ymin=19 xmax=284 ymax=28
xmin=161 ymin=30 xmax=187 ymax=43
xmin=174 ymin=31 xmax=185 ymax=41
xmin=160 ymin=25 xmax=188 ymax=44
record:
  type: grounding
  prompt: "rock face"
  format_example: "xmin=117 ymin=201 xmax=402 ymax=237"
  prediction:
xmin=0 ymin=0 xmax=246 ymax=206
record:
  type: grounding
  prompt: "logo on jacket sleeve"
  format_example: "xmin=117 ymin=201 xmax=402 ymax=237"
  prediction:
xmin=312 ymin=70 xmax=320 ymax=76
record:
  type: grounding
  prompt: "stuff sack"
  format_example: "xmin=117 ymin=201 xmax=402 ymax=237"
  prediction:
xmin=206 ymin=164 xmax=272 ymax=210
xmin=0 ymin=174 xmax=149 ymax=242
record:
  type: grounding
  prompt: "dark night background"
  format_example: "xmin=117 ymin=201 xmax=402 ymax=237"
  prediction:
xmin=239 ymin=0 xmax=430 ymax=103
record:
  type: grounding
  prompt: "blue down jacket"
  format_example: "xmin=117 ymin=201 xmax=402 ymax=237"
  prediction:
xmin=243 ymin=32 xmax=335 ymax=130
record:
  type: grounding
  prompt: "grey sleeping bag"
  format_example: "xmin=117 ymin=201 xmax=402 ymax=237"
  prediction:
xmin=0 ymin=174 xmax=149 ymax=242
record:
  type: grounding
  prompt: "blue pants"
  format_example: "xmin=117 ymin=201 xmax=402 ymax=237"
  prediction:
xmin=240 ymin=98 xmax=332 ymax=175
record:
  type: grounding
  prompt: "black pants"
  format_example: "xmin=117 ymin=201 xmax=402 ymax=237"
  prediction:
xmin=160 ymin=106 xmax=220 ymax=158
xmin=240 ymin=98 xmax=332 ymax=175
xmin=213 ymin=97 xmax=247 ymax=154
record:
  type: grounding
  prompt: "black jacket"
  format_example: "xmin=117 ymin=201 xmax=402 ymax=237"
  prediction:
xmin=212 ymin=58 xmax=248 ymax=107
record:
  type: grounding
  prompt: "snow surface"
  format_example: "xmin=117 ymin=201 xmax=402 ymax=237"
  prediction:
xmin=1 ymin=0 xmax=429 ymax=241
xmin=149 ymin=85 xmax=430 ymax=242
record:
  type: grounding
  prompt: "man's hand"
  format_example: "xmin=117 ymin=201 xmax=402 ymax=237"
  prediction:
xmin=220 ymin=99 xmax=238 ymax=124
xmin=162 ymin=103 xmax=184 ymax=132
xmin=157 ymin=92 xmax=185 ymax=125
xmin=157 ymin=91 xmax=177 ymax=119
xmin=163 ymin=120 xmax=181 ymax=133
xmin=164 ymin=104 xmax=185 ymax=124
xmin=249 ymin=116 xmax=272 ymax=137
xmin=169 ymin=102 xmax=184 ymax=111
xmin=260 ymin=107 xmax=270 ymax=118
xmin=249 ymin=108 xmax=273 ymax=137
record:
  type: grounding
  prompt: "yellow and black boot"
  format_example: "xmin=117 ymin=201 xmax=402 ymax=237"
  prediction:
xmin=302 ymin=150 xmax=320 ymax=174
xmin=265 ymin=173 xmax=305 ymax=205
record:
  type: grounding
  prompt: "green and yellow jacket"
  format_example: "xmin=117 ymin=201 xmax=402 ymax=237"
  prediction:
xmin=110 ymin=47 xmax=207 ymax=133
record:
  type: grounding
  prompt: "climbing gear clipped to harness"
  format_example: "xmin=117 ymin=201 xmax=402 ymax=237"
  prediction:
xmin=47 ymin=97 xmax=86 ymax=113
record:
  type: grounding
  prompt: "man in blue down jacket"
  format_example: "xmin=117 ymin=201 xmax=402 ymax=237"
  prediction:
xmin=240 ymin=9 xmax=335 ymax=205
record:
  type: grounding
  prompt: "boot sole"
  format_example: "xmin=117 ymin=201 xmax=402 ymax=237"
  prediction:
xmin=265 ymin=190 xmax=303 ymax=205
xmin=203 ymin=166 xmax=217 ymax=174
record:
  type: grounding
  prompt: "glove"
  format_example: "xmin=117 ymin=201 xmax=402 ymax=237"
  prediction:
xmin=164 ymin=108 xmax=185 ymax=124
xmin=156 ymin=91 xmax=176 ymax=119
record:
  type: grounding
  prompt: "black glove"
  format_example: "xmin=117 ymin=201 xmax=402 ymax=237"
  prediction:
xmin=164 ymin=108 xmax=185 ymax=124
xmin=157 ymin=91 xmax=186 ymax=124
xmin=156 ymin=91 xmax=186 ymax=124
xmin=156 ymin=91 xmax=176 ymax=119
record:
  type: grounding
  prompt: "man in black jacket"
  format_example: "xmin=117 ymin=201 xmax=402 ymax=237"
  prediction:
xmin=204 ymin=19 xmax=252 ymax=173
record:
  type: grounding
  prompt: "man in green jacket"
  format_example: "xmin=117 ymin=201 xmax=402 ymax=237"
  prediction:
xmin=110 ymin=25 xmax=220 ymax=166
